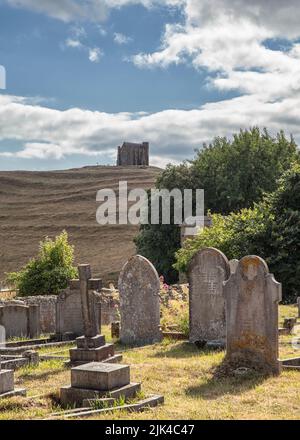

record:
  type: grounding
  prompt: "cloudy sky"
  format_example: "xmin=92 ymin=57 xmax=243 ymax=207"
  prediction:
xmin=0 ymin=0 xmax=300 ymax=170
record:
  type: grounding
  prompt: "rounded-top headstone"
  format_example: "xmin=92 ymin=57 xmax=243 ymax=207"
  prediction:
xmin=188 ymin=247 xmax=230 ymax=343
xmin=223 ymin=255 xmax=282 ymax=375
xmin=118 ymin=255 xmax=161 ymax=345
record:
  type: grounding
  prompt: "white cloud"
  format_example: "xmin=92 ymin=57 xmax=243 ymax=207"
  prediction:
xmin=88 ymin=47 xmax=103 ymax=62
xmin=3 ymin=0 xmax=183 ymax=23
xmin=64 ymin=32 xmax=103 ymax=63
xmin=2 ymin=0 xmax=300 ymax=166
xmin=114 ymin=32 xmax=132 ymax=45
xmin=0 ymin=93 xmax=300 ymax=165
xmin=65 ymin=38 xmax=82 ymax=48
xmin=131 ymin=0 xmax=300 ymax=105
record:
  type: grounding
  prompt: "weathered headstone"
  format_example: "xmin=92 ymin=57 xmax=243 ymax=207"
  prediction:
xmin=0 ymin=303 xmax=40 ymax=339
xmin=56 ymin=278 xmax=101 ymax=340
xmin=69 ymin=265 xmax=120 ymax=365
xmin=119 ymin=255 xmax=161 ymax=345
xmin=223 ymin=256 xmax=282 ymax=375
xmin=229 ymin=259 xmax=239 ymax=274
xmin=0 ymin=357 xmax=26 ymax=398
xmin=188 ymin=248 xmax=230 ymax=343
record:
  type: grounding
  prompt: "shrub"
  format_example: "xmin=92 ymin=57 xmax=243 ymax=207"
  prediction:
xmin=174 ymin=204 xmax=273 ymax=273
xmin=6 ymin=231 xmax=78 ymax=296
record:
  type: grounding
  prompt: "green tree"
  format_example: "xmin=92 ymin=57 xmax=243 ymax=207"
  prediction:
xmin=135 ymin=128 xmax=298 ymax=282
xmin=7 ymin=231 xmax=78 ymax=296
xmin=175 ymin=163 xmax=300 ymax=302
xmin=192 ymin=128 xmax=298 ymax=213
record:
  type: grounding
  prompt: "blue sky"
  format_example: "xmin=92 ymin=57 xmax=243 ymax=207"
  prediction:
xmin=0 ymin=0 xmax=300 ymax=170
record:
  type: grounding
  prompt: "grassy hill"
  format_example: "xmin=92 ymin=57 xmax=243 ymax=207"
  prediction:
xmin=0 ymin=165 xmax=161 ymax=285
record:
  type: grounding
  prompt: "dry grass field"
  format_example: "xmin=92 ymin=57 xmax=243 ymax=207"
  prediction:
xmin=0 ymin=305 xmax=299 ymax=420
xmin=0 ymin=165 xmax=161 ymax=284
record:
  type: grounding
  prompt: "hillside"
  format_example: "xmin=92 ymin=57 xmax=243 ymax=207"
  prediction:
xmin=0 ymin=165 xmax=161 ymax=285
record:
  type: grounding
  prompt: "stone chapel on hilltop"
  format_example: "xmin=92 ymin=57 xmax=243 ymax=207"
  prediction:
xmin=116 ymin=141 xmax=149 ymax=166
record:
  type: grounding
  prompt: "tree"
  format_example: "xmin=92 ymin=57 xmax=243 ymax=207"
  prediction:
xmin=192 ymin=128 xmax=298 ymax=214
xmin=7 ymin=231 xmax=78 ymax=296
xmin=175 ymin=163 xmax=300 ymax=302
xmin=135 ymin=128 xmax=298 ymax=283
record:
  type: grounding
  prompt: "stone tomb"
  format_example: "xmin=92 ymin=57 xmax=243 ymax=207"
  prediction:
xmin=60 ymin=362 xmax=141 ymax=407
xmin=188 ymin=248 xmax=230 ymax=343
xmin=69 ymin=264 xmax=120 ymax=365
xmin=118 ymin=255 xmax=161 ymax=345
xmin=223 ymin=256 xmax=282 ymax=375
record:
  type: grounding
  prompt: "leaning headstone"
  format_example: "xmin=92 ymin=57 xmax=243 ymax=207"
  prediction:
xmin=229 ymin=259 xmax=239 ymax=274
xmin=119 ymin=255 xmax=161 ymax=345
xmin=188 ymin=248 xmax=230 ymax=343
xmin=223 ymin=256 xmax=282 ymax=375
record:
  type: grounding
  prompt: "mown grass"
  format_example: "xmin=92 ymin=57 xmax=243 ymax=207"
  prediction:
xmin=0 ymin=305 xmax=299 ymax=420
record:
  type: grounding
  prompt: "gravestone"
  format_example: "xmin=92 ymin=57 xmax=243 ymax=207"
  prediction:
xmin=0 ymin=303 xmax=40 ymax=339
xmin=119 ymin=255 xmax=161 ymax=345
xmin=223 ymin=256 xmax=282 ymax=375
xmin=56 ymin=280 xmax=102 ymax=340
xmin=188 ymin=248 xmax=230 ymax=343
xmin=0 ymin=357 xmax=26 ymax=399
xmin=69 ymin=265 xmax=120 ymax=365
xmin=60 ymin=362 xmax=141 ymax=408
xmin=229 ymin=259 xmax=239 ymax=274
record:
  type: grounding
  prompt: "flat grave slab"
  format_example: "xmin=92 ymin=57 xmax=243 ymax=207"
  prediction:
xmin=71 ymin=362 xmax=130 ymax=391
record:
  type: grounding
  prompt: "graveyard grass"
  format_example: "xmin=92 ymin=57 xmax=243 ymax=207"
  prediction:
xmin=0 ymin=305 xmax=299 ymax=420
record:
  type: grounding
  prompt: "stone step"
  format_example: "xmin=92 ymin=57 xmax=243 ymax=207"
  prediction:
xmin=69 ymin=343 xmax=114 ymax=363
xmin=60 ymin=382 xmax=141 ymax=407
xmin=71 ymin=362 xmax=130 ymax=391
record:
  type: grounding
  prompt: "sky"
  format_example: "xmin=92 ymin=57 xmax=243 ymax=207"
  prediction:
xmin=0 ymin=0 xmax=300 ymax=170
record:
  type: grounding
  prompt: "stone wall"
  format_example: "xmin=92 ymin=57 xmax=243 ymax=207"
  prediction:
xmin=0 ymin=296 xmax=57 ymax=335
xmin=20 ymin=296 xmax=57 ymax=334
xmin=56 ymin=287 xmax=101 ymax=338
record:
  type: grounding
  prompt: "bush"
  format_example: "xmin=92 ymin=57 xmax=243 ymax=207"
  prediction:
xmin=6 ymin=231 xmax=78 ymax=296
xmin=174 ymin=204 xmax=273 ymax=273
